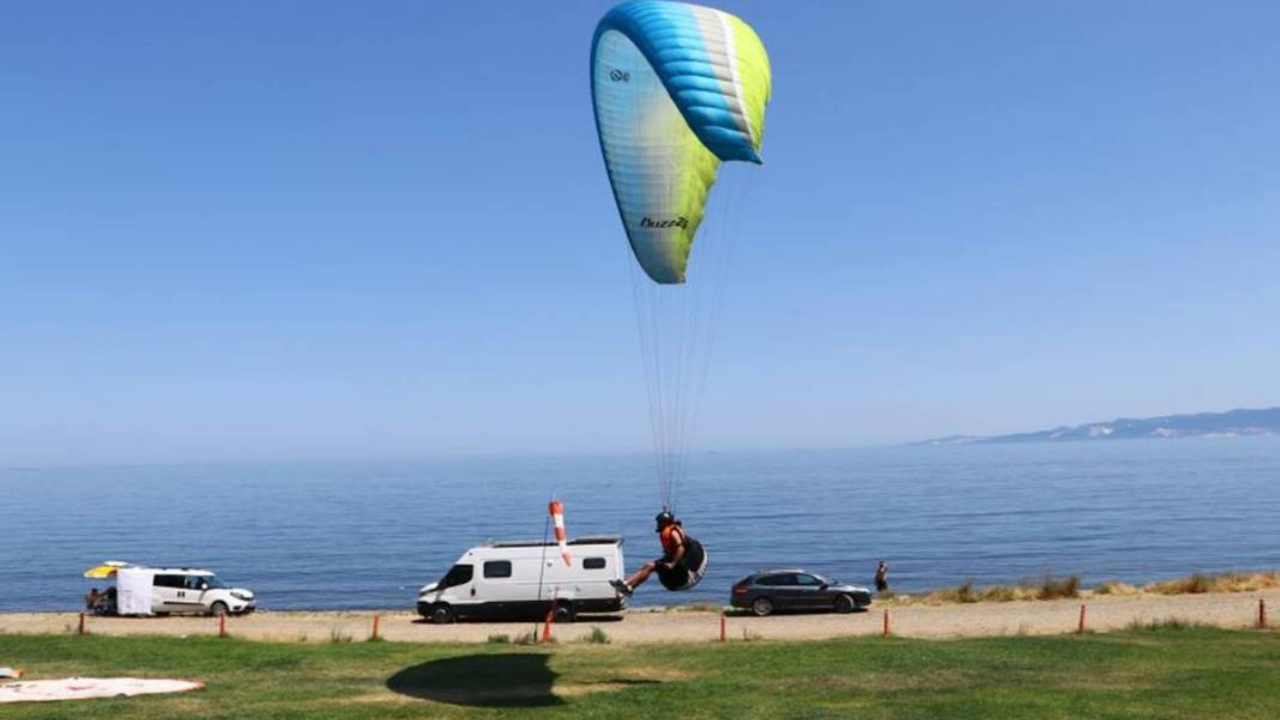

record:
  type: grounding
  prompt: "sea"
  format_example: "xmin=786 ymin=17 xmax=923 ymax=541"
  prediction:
xmin=3 ymin=438 xmax=1278 ymax=612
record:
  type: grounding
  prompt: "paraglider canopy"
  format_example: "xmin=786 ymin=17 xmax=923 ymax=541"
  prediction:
xmin=592 ymin=0 xmax=772 ymax=285
xmin=591 ymin=1 xmax=772 ymax=510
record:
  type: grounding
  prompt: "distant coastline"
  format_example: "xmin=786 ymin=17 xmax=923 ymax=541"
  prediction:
xmin=916 ymin=407 xmax=1280 ymax=446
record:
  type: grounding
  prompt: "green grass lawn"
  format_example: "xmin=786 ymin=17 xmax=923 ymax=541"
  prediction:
xmin=1 ymin=627 xmax=1277 ymax=719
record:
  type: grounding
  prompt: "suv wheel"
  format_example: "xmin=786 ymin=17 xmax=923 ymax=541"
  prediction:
xmin=209 ymin=601 xmax=229 ymax=617
xmin=752 ymin=597 xmax=774 ymax=617
xmin=835 ymin=594 xmax=856 ymax=614
xmin=430 ymin=604 xmax=455 ymax=625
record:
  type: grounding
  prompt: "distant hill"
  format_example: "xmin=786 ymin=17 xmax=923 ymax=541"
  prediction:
xmin=916 ymin=407 xmax=1280 ymax=446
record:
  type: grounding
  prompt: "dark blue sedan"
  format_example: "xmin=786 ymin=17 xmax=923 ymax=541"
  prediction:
xmin=730 ymin=569 xmax=873 ymax=616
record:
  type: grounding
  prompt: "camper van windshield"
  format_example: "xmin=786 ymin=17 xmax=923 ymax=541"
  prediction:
xmin=440 ymin=564 xmax=473 ymax=588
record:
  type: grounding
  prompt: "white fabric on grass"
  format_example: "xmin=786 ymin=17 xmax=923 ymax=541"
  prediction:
xmin=0 ymin=678 xmax=202 ymax=703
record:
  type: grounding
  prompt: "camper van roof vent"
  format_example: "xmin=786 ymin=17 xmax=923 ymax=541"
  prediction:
xmin=569 ymin=535 xmax=623 ymax=546
xmin=486 ymin=535 xmax=623 ymax=549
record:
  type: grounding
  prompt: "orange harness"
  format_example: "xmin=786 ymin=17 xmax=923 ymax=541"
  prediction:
xmin=660 ymin=525 xmax=684 ymax=554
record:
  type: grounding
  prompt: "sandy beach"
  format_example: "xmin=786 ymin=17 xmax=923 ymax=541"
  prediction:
xmin=4 ymin=589 xmax=1274 ymax=645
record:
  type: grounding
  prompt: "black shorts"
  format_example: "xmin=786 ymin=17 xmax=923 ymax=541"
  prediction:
xmin=656 ymin=537 xmax=707 ymax=591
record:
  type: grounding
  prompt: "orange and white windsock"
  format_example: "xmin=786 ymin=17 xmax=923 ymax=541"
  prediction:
xmin=549 ymin=500 xmax=572 ymax=566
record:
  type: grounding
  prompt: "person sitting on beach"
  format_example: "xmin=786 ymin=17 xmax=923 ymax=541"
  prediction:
xmin=85 ymin=587 xmax=103 ymax=611
xmin=611 ymin=510 xmax=687 ymax=595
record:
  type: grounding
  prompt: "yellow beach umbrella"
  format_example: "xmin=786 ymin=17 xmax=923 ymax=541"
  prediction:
xmin=83 ymin=561 xmax=128 ymax=579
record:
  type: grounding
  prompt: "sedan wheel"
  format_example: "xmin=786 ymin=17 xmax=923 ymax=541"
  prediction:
xmin=752 ymin=597 xmax=774 ymax=617
xmin=835 ymin=594 xmax=856 ymax=614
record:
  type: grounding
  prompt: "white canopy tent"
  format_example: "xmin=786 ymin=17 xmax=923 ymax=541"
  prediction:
xmin=114 ymin=567 xmax=154 ymax=616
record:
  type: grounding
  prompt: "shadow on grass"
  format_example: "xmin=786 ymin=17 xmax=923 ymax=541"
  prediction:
xmin=387 ymin=653 xmax=663 ymax=707
xmin=388 ymin=653 xmax=562 ymax=707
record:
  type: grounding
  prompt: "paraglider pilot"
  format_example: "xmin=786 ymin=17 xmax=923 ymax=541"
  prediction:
xmin=612 ymin=510 xmax=703 ymax=594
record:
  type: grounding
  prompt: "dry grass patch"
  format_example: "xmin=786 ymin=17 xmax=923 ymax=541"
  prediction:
xmin=1145 ymin=572 xmax=1280 ymax=595
xmin=1091 ymin=580 xmax=1139 ymax=596
xmin=918 ymin=575 xmax=1080 ymax=604
xmin=1037 ymin=574 xmax=1081 ymax=600
xmin=611 ymin=665 xmax=693 ymax=681
xmin=1125 ymin=617 xmax=1208 ymax=631
xmin=922 ymin=580 xmax=980 ymax=604
xmin=778 ymin=669 xmax=972 ymax=693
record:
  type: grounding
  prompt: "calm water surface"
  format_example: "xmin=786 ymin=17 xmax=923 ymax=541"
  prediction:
xmin=3 ymin=439 xmax=1278 ymax=611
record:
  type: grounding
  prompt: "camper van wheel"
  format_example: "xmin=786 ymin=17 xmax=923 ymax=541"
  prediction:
xmin=430 ymin=604 xmax=455 ymax=625
xmin=209 ymin=601 xmax=229 ymax=617
xmin=553 ymin=601 xmax=575 ymax=623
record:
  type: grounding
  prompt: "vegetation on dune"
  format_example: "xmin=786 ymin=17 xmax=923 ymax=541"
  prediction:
xmin=1145 ymin=571 xmax=1280 ymax=595
xmin=917 ymin=574 xmax=1082 ymax=604
xmin=1 ymin=629 xmax=1278 ymax=719
xmin=886 ymin=570 xmax=1277 ymax=605
xmin=1093 ymin=579 xmax=1140 ymax=596
xmin=1037 ymin=574 xmax=1081 ymax=600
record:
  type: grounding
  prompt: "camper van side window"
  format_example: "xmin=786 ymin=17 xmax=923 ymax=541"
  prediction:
xmin=154 ymin=574 xmax=184 ymax=588
xmin=442 ymin=564 xmax=473 ymax=588
xmin=583 ymin=557 xmax=607 ymax=570
xmin=483 ymin=561 xmax=513 ymax=579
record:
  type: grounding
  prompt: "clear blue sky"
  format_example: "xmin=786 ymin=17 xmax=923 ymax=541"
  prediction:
xmin=3 ymin=1 xmax=1278 ymax=465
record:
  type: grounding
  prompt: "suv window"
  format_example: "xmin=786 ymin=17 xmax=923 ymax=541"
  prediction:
xmin=483 ymin=560 xmax=513 ymax=579
xmin=153 ymin=574 xmax=185 ymax=588
xmin=583 ymin=557 xmax=607 ymax=570
xmin=442 ymin=564 xmax=474 ymax=588
xmin=795 ymin=574 xmax=823 ymax=587
xmin=755 ymin=574 xmax=792 ymax=586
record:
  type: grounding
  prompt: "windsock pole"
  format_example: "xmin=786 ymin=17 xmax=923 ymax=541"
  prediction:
xmin=549 ymin=500 xmax=572 ymax=566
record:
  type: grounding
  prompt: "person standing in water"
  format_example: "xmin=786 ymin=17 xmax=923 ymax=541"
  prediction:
xmin=875 ymin=561 xmax=890 ymax=593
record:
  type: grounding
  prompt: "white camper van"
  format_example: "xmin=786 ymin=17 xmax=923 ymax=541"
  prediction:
xmin=416 ymin=536 xmax=627 ymax=623
xmin=85 ymin=562 xmax=256 ymax=616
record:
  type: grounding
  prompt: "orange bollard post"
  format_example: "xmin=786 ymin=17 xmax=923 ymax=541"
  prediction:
xmin=78 ymin=612 xmax=86 ymax=636
xmin=719 ymin=612 xmax=727 ymax=642
xmin=1259 ymin=599 xmax=1267 ymax=630
xmin=883 ymin=610 xmax=891 ymax=637
xmin=1077 ymin=604 xmax=1087 ymax=634
xmin=371 ymin=614 xmax=381 ymax=641
xmin=218 ymin=611 xmax=227 ymax=639
xmin=541 ymin=606 xmax=554 ymax=643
